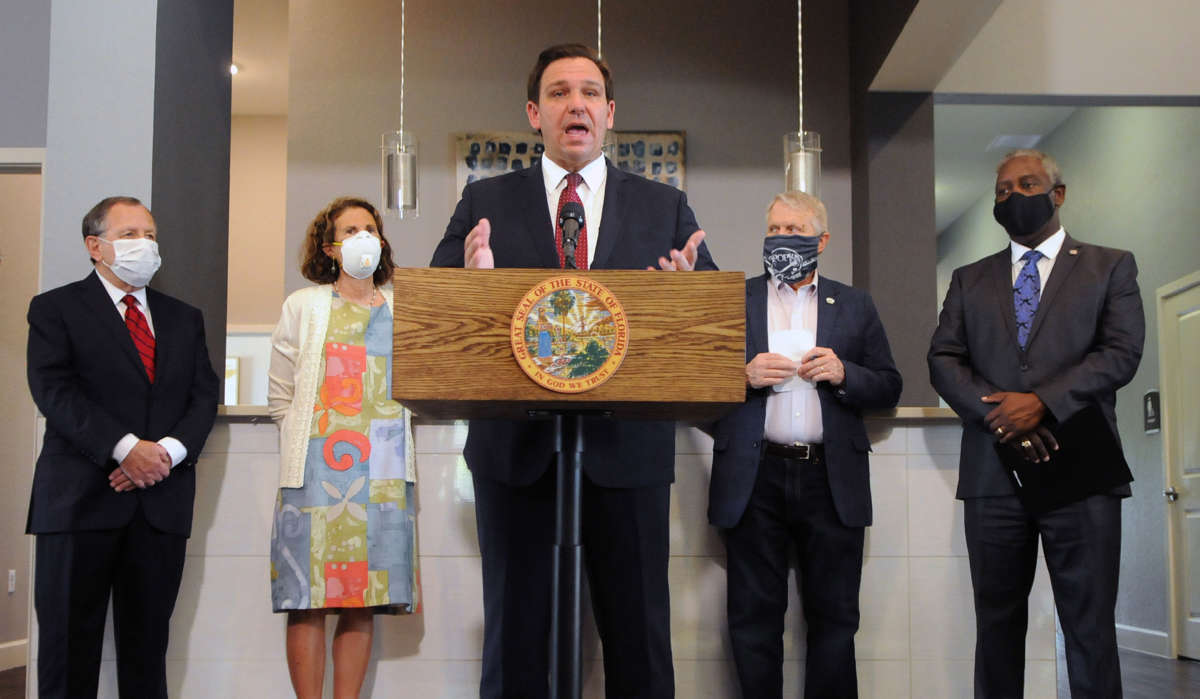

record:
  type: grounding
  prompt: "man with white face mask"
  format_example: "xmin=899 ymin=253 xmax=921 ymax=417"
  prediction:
xmin=25 ymin=196 xmax=218 ymax=698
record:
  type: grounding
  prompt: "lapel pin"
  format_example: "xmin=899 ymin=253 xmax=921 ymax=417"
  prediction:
xmin=1069 ymin=248 xmax=1078 ymax=255
xmin=825 ymin=297 xmax=835 ymax=304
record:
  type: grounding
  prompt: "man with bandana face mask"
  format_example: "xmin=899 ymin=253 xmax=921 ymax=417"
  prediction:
xmin=706 ymin=191 xmax=901 ymax=699
xmin=25 ymin=196 xmax=218 ymax=698
xmin=929 ymin=150 xmax=1144 ymax=698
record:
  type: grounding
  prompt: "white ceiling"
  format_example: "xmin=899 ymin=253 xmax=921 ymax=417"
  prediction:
xmin=934 ymin=104 xmax=1076 ymax=232
xmin=231 ymin=0 xmax=287 ymax=115
xmin=875 ymin=0 xmax=1200 ymax=233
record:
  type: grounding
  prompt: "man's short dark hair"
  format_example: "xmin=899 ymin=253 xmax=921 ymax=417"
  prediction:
xmin=526 ymin=43 xmax=613 ymax=103
xmin=82 ymin=196 xmax=147 ymax=240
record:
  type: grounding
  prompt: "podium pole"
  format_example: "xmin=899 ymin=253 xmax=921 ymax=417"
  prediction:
xmin=549 ymin=413 xmax=584 ymax=699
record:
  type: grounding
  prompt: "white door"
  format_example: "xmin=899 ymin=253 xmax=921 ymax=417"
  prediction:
xmin=1161 ymin=269 xmax=1200 ymax=659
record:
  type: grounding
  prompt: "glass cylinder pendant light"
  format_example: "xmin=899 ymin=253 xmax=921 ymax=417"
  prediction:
xmin=382 ymin=131 xmax=417 ymax=217
xmin=783 ymin=0 xmax=821 ymax=197
xmin=381 ymin=0 xmax=418 ymax=218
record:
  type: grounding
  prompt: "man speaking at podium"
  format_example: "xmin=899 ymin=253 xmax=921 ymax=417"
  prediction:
xmin=431 ymin=43 xmax=716 ymax=698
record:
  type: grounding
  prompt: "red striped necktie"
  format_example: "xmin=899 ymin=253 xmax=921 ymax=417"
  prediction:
xmin=554 ymin=172 xmax=588 ymax=269
xmin=122 ymin=294 xmax=156 ymax=382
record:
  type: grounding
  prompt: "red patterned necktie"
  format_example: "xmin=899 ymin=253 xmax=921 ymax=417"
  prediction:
xmin=554 ymin=172 xmax=588 ymax=270
xmin=123 ymin=295 xmax=156 ymax=382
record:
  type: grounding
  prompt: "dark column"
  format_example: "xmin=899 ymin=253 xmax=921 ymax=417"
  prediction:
xmin=857 ymin=92 xmax=939 ymax=406
xmin=151 ymin=0 xmax=234 ymax=391
xmin=849 ymin=0 xmax=939 ymax=406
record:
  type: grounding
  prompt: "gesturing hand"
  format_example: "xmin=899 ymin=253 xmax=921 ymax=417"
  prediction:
xmin=464 ymin=218 xmax=495 ymax=269
xmin=648 ymin=230 xmax=706 ymax=271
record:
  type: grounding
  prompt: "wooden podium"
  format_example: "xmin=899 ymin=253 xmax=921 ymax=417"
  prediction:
xmin=391 ymin=267 xmax=746 ymax=698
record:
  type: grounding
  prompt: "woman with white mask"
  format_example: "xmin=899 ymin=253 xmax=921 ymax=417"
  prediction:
xmin=266 ymin=196 xmax=418 ymax=698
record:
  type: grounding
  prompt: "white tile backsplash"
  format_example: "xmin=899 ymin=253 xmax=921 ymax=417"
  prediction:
xmin=25 ymin=417 xmax=1059 ymax=697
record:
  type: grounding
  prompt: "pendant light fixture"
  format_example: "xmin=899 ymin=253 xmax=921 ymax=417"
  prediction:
xmin=382 ymin=0 xmax=418 ymax=218
xmin=783 ymin=0 xmax=821 ymax=196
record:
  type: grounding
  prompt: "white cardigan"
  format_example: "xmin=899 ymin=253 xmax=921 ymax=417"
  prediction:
xmin=267 ymin=284 xmax=410 ymax=488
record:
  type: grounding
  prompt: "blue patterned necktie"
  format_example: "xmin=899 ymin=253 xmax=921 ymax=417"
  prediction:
xmin=1013 ymin=250 xmax=1044 ymax=349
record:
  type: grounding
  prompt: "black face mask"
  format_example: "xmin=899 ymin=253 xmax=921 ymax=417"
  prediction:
xmin=993 ymin=191 xmax=1056 ymax=237
xmin=763 ymin=235 xmax=820 ymax=284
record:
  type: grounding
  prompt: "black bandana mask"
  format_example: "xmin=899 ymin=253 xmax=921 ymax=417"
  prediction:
xmin=993 ymin=191 xmax=1056 ymax=237
xmin=763 ymin=235 xmax=820 ymax=284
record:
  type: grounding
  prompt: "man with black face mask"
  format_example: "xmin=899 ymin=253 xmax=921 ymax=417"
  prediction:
xmin=929 ymin=150 xmax=1144 ymax=698
xmin=706 ymin=191 xmax=901 ymax=699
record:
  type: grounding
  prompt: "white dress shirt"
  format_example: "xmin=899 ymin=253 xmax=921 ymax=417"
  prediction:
xmin=540 ymin=154 xmax=608 ymax=269
xmin=763 ymin=273 xmax=824 ymax=445
xmin=1010 ymin=227 xmax=1066 ymax=297
xmin=96 ymin=273 xmax=187 ymax=468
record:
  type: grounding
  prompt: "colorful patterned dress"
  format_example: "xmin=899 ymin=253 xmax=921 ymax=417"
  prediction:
xmin=270 ymin=295 xmax=419 ymax=613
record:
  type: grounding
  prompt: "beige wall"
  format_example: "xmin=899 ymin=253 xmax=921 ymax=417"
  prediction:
xmin=0 ymin=170 xmax=40 ymax=657
xmin=228 ymin=115 xmax=287 ymax=327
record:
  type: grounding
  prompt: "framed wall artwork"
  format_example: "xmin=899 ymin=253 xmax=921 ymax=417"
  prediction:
xmin=454 ymin=130 xmax=686 ymax=194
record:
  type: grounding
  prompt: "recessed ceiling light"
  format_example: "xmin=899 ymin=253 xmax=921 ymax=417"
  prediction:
xmin=229 ymin=63 xmax=240 ymax=76
xmin=987 ymin=134 xmax=1041 ymax=151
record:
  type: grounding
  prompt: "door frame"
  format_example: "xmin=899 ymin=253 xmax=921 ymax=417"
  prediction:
xmin=1159 ymin=268 xmax=1200 ymax=658
xmin=0 ymin=147 xmax=44 ymax=675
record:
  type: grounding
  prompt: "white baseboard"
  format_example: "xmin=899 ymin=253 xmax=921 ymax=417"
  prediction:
xmin=1115 ymin=623 xmax=1170 ymax=658
xmin=0 ymin=638 xmax=27 ymax=671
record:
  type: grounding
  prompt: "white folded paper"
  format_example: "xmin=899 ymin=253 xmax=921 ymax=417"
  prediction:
xmin=768 ymin=328 xmax=816 ymax=393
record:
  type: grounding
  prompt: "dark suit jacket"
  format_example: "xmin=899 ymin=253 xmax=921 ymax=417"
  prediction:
xmin=707 ymin=274 xmax=902 ymax=529
xmin=26 ymin=271 xmax=219 ymax=536
xmin=928 ymin=233 xmax=1144 ymax=498
xmin=430 ymin=159 xmax=718 ymax=487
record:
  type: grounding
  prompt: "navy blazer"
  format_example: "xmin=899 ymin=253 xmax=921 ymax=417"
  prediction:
xmin=26 ymin=271 xmax=219 ymax=536
xmin=707 ymin=274 xmax=902 ymax=529
xmin=430 ymin=159 xmax=717 ymax=487
xmin=928 ymin=233 xmax=1144 ymax=498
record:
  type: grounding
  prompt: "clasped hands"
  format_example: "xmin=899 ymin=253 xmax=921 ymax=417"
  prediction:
xmin=463 ymin=218 xmax=707 ymax=271
xmin=982 ymin=391 xmax=1059 ymax=463
xmin=109 ymin=439 xmax=171 ymax=492
xmin=746 ymin=349 xmax=844 ymax=389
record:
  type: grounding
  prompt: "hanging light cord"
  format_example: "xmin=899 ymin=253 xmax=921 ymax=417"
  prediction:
xmin=400 ymin=0 xmax=406 ymax=136
xmin=597 ymin=0 xmax=603 ymax=58
xmin=797 ymin=0 xmax=803 ymax=135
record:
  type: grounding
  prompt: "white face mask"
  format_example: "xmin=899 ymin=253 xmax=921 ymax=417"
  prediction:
xmin=98 ymin=237 xmax=162 ymax=288
xmin=334 ymin=230 xmax=382 ymax=280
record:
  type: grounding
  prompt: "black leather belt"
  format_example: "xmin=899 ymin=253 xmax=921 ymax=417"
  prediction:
xmin=764 ymin=442 xmax=824 ymax=462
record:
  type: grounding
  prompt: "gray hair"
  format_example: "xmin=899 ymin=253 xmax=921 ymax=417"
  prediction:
xmin=997 ymin=149 xmax=1064 ymax=187
xmin=766 ymin=191 xmax=828 ymax=234
xmin=82 ymin=196 xmax=147 ymax=240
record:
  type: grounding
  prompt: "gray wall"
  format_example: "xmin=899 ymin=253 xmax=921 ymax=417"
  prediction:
xmin=937 ymin=105 xmax=1200 ymax=637
xmin=0 ymin=0 xmax=51 ymax=148
xmin=284 ymin=0 xmax=854 ymax=294
xmin=41 ymin=0 xmax=159 ymax=292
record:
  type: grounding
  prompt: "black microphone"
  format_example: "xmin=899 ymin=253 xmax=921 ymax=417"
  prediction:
xmin=558 ymin=201 xmax=585 ymax=269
